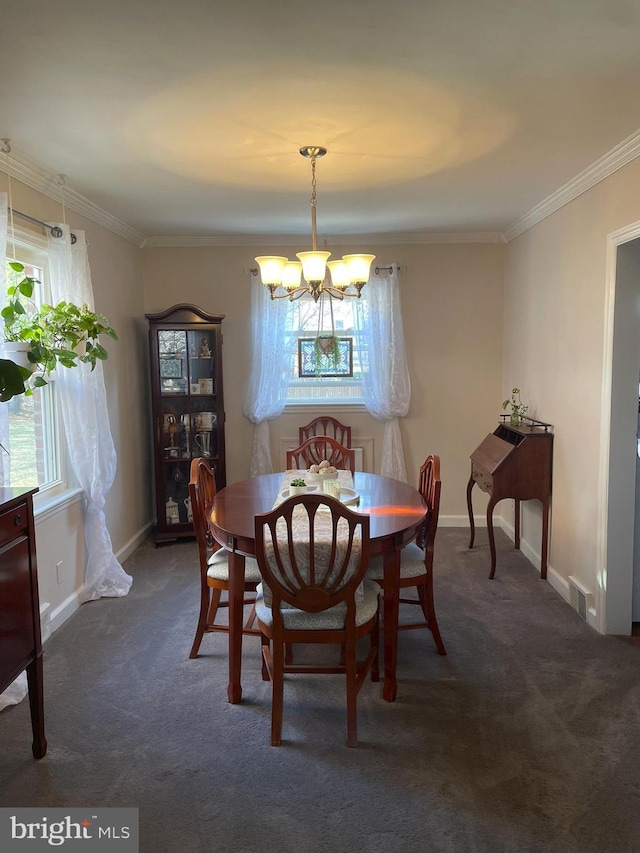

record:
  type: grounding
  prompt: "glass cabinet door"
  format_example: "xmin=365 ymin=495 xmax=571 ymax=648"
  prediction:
xmin=147 ymin=306 xmax=225 ymax=543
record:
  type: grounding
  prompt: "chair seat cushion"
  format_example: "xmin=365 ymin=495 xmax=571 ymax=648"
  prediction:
xmin=255 ymin=580 xmax=380 ymax=631
xmin=365 ymin=543 xmax=427 ymax=581
xmin=206 ymin=549 xmax=262 ymax=583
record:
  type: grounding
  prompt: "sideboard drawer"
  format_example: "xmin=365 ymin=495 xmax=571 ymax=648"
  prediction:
xmin=0 ymin=501 xmax=28 ymax=549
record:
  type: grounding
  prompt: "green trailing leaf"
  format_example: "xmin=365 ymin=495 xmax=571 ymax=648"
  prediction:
xmin=18 ymin=278 xmax=34 ymax=298
xmin=2 ymin=263 xmax=118 ymax=398
xmin=0 ymin=358 xmax=27 ymax=402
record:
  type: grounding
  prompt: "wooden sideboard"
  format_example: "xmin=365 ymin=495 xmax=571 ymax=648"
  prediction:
xmin=466 ymin=418 xmax=553 ymax=579
xmin=0 ymin=487 xmax=46 ymax=758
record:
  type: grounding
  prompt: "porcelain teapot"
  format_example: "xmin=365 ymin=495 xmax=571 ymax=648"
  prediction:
xmin=165 ymin=497 xmax=180 ymax=525
xmin=184 ymin=496 xmax=193 ymax=523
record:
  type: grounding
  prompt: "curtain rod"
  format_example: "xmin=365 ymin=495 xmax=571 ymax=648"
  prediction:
xmin=8 ymin=207 xmax=77 ymax=245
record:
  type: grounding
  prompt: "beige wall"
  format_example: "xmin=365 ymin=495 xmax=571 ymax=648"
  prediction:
xmin=503 ymin=156 xmax=640 ymax=631
xmin=141 ymin=241 xmax=505 ymax=520
xmin=9 ymin=145 xmax=640 ymax=638
xmin=0 ymin=176 xmax=148 ymax=627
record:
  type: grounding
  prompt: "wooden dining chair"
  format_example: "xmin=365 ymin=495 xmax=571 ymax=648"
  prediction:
xmin=254 ymin=493 xmax=380 ymax=747
xmin=286 ymin=436 xmax=356 ymax=472
xmin=188 ymin=457 xmax=262 ymax=659
xmin=298 ymin=416 xmax=352 ymax=450
xmin=366 ymin=455 xmax=446 ymax=655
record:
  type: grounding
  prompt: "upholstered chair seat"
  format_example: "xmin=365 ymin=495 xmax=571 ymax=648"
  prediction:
xmin=255 ymin=580 xmax=380 ymax=631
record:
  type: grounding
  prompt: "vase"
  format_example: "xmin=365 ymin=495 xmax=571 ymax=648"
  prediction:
xmin=4 ymin=341 xmax=35 ymax=372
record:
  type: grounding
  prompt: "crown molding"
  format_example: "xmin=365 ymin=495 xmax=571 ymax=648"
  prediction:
xmin=11 ymin=123 xmax=640 ymax=251
xmin=505 ymin=127 xmax=640 ymax=242
xmin=142 ymin=230 xmax=506 ymax=249
xmin=2 ymin=150 xmax=146 ymax=247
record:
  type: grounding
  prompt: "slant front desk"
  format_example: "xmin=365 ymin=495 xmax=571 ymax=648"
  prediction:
xmin=466 ymin=418 xmax=553 ymax=579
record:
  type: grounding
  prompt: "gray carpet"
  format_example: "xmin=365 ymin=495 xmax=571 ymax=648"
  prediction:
xmin=1 ymin=528 xmax=639 ymax=853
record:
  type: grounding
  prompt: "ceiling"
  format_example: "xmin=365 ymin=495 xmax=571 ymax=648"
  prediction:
xmin=2 ymin=0 xmax=640 ymax=244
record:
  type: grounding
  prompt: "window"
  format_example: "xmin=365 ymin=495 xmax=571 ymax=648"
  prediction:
xmin=285 ymin=295 xmax=365 ymax=404
xmin=3 ymin=235 xmax=65 ymax=496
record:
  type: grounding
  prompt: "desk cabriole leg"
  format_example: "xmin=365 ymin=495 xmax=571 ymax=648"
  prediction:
xmin=540 ymin=497 xmax=550 ymax=580
xmin=467 ymin=475 xmax=476 ymax=549
xmin=487 ymin=497 xmax=498 ymax=580
xmin=227 ymin=551 xmax=246 ymax=704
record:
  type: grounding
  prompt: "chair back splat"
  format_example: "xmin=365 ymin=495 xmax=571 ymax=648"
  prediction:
xmin=286 ymin=436 xmax=356 ymax=472
xmin=299 ymin=416 xmax=352 ymax=449
xmin=254 ymin=493 xmax=380 ymax=747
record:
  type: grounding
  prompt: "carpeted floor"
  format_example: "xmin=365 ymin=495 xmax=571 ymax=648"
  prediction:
xmin=1 ymin=528 xmax=639 ymax=853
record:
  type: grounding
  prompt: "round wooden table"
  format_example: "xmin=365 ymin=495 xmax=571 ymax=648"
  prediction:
xmin=210 ymin=471 xmax=427 ymax=704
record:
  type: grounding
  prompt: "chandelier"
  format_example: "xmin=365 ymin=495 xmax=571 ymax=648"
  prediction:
xmin=254 ymin=146 xmax=375 ymax=302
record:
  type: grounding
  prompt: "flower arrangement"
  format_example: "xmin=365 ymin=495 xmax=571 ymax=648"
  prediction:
xmin=502 ymin=387 xmax=529 ymax=425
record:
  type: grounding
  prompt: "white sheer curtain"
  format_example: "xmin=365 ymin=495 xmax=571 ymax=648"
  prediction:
xmin=355 ymin=265 xmax=411 ymax=481
xmin=244 ymin=274 xmax=296 ymax=477
xmin=47 ymin=226 xmax=132 ymax=600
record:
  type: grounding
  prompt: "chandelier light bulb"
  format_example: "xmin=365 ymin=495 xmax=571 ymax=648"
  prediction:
xmin=297 ymin=250 xmax=331 ymax=284
xmin=343 ymin=254 xmax=376 ymax=285
xmin=281 ymin=261 xmax=303 ymax=291
xmin=327 ymin=259 xmax=351 ymax=291
xmin=255 ymin=256 xmax=287 ymax=286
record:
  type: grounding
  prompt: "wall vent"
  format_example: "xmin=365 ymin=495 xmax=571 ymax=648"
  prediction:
xmin=568 ymin=576 xmax=593 ymax=621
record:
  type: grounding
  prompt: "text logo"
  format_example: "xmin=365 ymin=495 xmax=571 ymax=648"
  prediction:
xmin=0 ymin=808 xmax=138 ymax=850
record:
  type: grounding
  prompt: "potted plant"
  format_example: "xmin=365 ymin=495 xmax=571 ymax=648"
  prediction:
xmin=313 ymin=333 xmax=340 ymax=376
xmin=1 ymin=261 xmax=118 ymax=399
xmin=502 ymin=387 xmax=529 ymax=426
xmin=289 ymin=477 xmax=308 ymax=496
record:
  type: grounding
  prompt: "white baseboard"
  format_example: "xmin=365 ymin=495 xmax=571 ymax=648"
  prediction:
xmin=498 ymin=515 xmax=598 ymax=631
xmin=115 ymin=522 xmax=153 ymax=564
xmin=43 ymin=522 xmax=153 ymax=642
xmin=40 ymin=602 xmax=51 ymax=643
xmin=439 ymin=514 xmax=503 ymax=528
xmin=48 ymin=588 xmax=85 ymax=636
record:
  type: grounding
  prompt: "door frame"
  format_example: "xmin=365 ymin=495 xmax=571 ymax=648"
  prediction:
xmin=597 ymin=220 xmax=640 ymax=633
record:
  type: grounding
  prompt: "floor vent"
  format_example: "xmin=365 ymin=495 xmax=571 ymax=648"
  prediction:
xmin=568 ymin=576 xmax=593 ymax=621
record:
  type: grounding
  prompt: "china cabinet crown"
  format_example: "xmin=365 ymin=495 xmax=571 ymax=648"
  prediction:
xmin=146 ymin=304 xmax=226 ymax=543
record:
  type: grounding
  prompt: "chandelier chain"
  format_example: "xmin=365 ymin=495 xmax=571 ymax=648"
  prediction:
xmin=310 ymin=154 xmax=318 ymax=251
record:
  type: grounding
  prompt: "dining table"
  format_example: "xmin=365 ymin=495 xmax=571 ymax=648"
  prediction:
xmin=209 ymin=470 xmax=428 ymax=704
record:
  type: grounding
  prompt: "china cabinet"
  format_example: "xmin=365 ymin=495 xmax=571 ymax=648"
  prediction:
xmin=146 ymin=305 xmax=226 ymax=543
